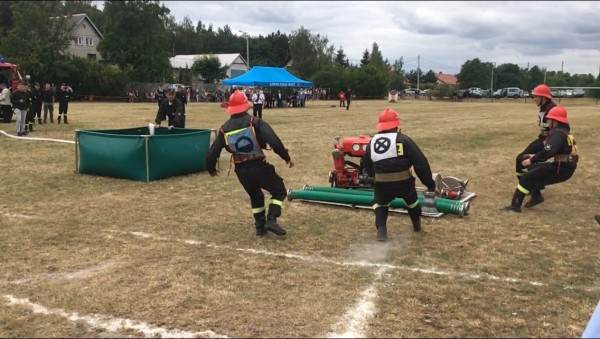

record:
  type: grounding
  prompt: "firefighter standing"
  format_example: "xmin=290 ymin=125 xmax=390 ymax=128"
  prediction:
xmin=42 ymin=83 xmax=55 ymax=123
xmin=30 ymin=83 xmax=43 ymax=125
xmin=155 ymin=89 xmax=185 ymax=128
xmin=514 ymin=84 xmax=556 ymax=206
xmin=206 ymin=90 xmax=293 ymax=237
xmin=363 ymin=108 xmax=437 ymax=240
xmin=11 ymin=83 xmax=31 ymax=136
xmin=504 ymin=106 xmax=578 ymax=212
xmin=56 ymin=83 xmax=72 ymax=124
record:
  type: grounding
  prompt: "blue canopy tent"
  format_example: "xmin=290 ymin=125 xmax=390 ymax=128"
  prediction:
xmin=223 ymin=66 xmax=313 ymax=88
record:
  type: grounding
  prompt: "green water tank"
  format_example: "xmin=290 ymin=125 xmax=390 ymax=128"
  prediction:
xmin=76 ymin=127 xmax=211 ymax=182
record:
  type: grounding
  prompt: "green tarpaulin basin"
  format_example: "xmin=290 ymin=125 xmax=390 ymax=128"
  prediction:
xmin=76 ymin=127 xmax=211 ymax=182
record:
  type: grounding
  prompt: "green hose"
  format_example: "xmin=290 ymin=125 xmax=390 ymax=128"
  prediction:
xmin=289 ymin=185 xmax=469 ymax=216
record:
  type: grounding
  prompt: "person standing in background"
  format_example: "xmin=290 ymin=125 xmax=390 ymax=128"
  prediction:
xmin=41 ymin=83 xmax=55 ymax=124
xmin=56 ymin=83 xmax=72 ymax=124
xmin=11 ymin=83 xmax=31 ymax=136
xmin=30 ymin=83 xmax=43 ymax=125
xmin=0 ymin=83 xmax=12 ymax=123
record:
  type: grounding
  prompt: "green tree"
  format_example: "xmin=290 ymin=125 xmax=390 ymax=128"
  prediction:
xmin=526 ymin=66 xmax=545 ymax=90
xmin=288 ymin=26 xmax=333 ymax=79
xmin=360 ymin=49 xmax=370 ymax=67
xmin=191 ymin=56 xmax=227 ymax=83
xmin=98 ymin=0 xmax=172 ymax=82
xmin=0 ymin=1 xmax=72 ymax=81
xmin=369 ymin=42 xmax=385 ymax=68
xmin=495 ymin=63 xmax=522 ymax=88
xmin=422 ymin=69 xmax=437 ymax=83
xmin=335 ymin=47 xmax=348 ymax=67
xmin=457 ymin=58 xmax=493 ymax=89
xmin=0 ymin=1 xmax=14 ymax=36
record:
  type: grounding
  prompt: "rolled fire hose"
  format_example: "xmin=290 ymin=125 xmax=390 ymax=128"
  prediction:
xmin=288 ymin=185 xmax=469 ymax=217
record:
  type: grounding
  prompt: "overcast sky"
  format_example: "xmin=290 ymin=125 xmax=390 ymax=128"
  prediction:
xmin=122 ymin=1 xmax=600 ymax=75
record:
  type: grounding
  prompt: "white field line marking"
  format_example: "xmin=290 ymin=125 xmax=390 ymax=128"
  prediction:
xmin=121 ymin=231 xmax=564 ymax=290
xmin=327 ymin=267 xmax=389 ymax=338
xmin=3 ymin=295 xmax=227 ymax=338
xmin=11 ymin=261 xmax=117 ymax=285
xmin=0 ymin=130 xmax=74 ymax=144
xmin=0 ymin=211 xmax=35 ymax=219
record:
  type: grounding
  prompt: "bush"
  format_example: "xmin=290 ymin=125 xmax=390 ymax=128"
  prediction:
xmin=430 ymin=83 xmax=457 ymax=99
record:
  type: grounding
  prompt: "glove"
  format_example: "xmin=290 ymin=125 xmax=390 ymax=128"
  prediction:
xmin=168 ymin=125 xmax=174 ymax=130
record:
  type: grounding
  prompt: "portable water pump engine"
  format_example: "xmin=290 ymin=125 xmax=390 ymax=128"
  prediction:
xmin=328 ymin=135 xmax=374 ymax=188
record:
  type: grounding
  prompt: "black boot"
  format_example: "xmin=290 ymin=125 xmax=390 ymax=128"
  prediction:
xmin=57 ymin=115 xmax=61 ymax=124
xmin=375 ymin=205 xmax=389 ymax=240
xmin=502 ymin=189 xmax=526 ymax=213
xmin=525 ymin=190 xmax=544 ymax=208
xmin=595 ymin=215 xmax=600 ymax=225
xmin=28 ymin=123 xmax=33 ymax=132
xmin=38 ymin=118 xmax=42 ymax=124
xmin=254 ymin=211 xmax=267 ymax=236
xmin=64 ymin=115 xmax=68 ymax=124
xmin=408 ymin=206 xmax=422 ymax=232
xmin=265 ymin=217 xmax=287 ymax=236
xmin=376 ymin=224 xmax=388 ymax=241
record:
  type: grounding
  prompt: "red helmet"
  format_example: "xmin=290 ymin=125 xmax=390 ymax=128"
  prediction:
xmin=376 ymin=108 xmax=400 ymax=132
xmin=225 ymin=90 xmax=251 ymax=115
xmin=532 ymin=84 xmax=552 ymax=99
xmin=546 ymin=106 xmax=569 ymax=124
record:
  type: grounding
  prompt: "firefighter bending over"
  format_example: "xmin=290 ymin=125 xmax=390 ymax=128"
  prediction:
xmin=504 ymin=106 xmax=578 ymax=212
xmin=515 ymin=84 xmax=556 ymax=206
xmin=362 ymin=108 xmax=436 ymax=241
xmin=206 ymin=90 xmax=294 ymax=237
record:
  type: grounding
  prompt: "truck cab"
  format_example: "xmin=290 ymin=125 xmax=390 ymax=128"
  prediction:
xmin=0 ymin=59 xmax=23 ymax=91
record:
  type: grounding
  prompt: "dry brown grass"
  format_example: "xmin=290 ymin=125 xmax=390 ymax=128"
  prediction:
xmin=0 ymin=97 xmax=599 ymax=337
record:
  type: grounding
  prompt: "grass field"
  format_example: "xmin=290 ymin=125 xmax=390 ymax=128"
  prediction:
xmin=1 ymin=98 xmax=599 ymax=337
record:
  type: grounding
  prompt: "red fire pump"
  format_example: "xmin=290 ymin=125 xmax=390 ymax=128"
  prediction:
xmin=328 ymin=135 xmax=374 ymax=188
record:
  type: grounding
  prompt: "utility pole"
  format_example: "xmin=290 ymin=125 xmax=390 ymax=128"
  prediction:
xmin=561 ymin=60 xmax=564 ymax=73
xmin=238 ymin=30 xmax=250 ymax=68
xmin=416 ymin=55 xmax=420 ymax=92
xmin=544 ymin=69 xmax=547 ymax=83
xmin=490 ymin=62 xmax=495 ymax=95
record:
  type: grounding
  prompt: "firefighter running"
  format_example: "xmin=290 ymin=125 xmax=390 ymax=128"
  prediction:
xmin=504 ymin=106 xmax=578 ymax=212
xmin=206 ymin=90 xmax=294 ymax=237
xmin=362 ymin=108 xmax=436 ymax=241
xmin=514 ymin=84 xmax=556 ymax=206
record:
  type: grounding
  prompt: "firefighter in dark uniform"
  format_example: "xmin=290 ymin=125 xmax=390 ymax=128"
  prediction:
xmin=30 ymin=83 xmax=43 ymax=125
xmin=154 ymin=89 xmax=185 ymax=128
xmin=515 ymin=84 xmax=556 ymax=206
xmin=362 ymin=108 xmax=437 ymax=241
xmin=56 ymin=83 xmax=72 ymax=124
xmin=206 ymin=90 xmax=294 ymax=237
xmin=156 ymin=86 xmax=165 ymax=107
xmin=504 ymin=106 xmax=578 ymax=212
xmin=176 ymin=86 xmax=187 ymax=114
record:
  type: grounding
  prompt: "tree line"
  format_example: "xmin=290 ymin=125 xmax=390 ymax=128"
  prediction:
xmin=0 ymin=1 xmax=598 ymax=98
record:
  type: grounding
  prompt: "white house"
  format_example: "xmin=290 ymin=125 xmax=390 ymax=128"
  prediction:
xmin=63 ymin=13 xmax=104 ymax=61
xmin=169 ymin=54 xmax=249 ymax=81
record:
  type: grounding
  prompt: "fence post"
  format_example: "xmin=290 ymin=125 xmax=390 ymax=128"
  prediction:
xmin=74 ymin=130 xmax=80 ymax=173
xmin=143 ymin=135 xmax=150 ymax=183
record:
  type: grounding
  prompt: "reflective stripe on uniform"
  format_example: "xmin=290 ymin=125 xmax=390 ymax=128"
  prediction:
xmin=373 ymin=203 xmax=389 ymax=210
xmin=252 ymin=206 xmax=266 ymax=214
xmin=406 ymin=200 xmax=419 ymax=209
xmin=271 ymin=199 xmax=284 ymax=206
xmin=517 ymin=184 xmax=530 ymax=195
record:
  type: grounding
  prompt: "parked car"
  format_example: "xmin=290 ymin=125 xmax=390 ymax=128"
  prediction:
xmin=493 ymin=89 xmax=504 ymax=98
xmin=480 ymin=89 xmax=491 ymax=97
xmin=505 ymin=87 xmax=522 ymax=98
xmin=403 ymin=88 xmax=419 ymax=95
xmin=467 ymin=87 xmax=483 ymax=97
xmin=573 ymin=88 xmax=585 ymax=97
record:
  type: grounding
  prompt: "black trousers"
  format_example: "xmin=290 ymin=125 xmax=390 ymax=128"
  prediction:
xmin=58 ymin=102 xmax=68 ymax=115
xmin=253 ymin=103 xmax=263 ymax=118
xmin=339 ymin=100 xmax=345 ymax=107
xmin=32 ymin=103 xmax=42 ymax=120
xmin=346 ymin=99 xmax=351 ymax=110
xmin=373 ymin=178 xmax=420 ymax=229
xmin=169 ymin=115 xmax=185 ymax=128
xmin=516 ymin=138 xmax=544 ymax=174
xmin=0 ymin=105 xmax=12 ymax=123
xmin=518 ymin=162 xmax=576 ymax=194
xmin=235 ymin=161 xmax=287 ymax=221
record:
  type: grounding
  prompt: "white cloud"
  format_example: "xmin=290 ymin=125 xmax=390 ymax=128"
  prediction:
xmin=156 ymin=1 xmax=600 ymax=75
